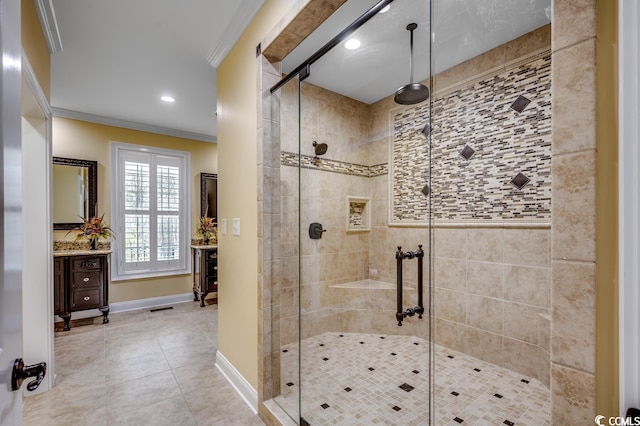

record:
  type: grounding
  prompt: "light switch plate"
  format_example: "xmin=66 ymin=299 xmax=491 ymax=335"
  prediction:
xmin=221 ymin=218 xmax=227 ymax=235
xmin=233 ymin=218 xmax=240 ymax=236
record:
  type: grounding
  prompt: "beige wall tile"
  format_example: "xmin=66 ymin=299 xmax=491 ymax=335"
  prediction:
xmin=435 ymin=318 xmax=466 ymax=353
xmin=551 ymin=0 xmax=597 ymax=53
xmin=435 ymin=256 xmax=467 ymax=292
xmin=466 ymin=294 xmax=503 ymax=334
xmin=551 ymin=39 xmax=597 ymax=155
xmin=503 ymin=338 xmax=550 ymax=386
xmin=435 ymin=288 xmax=466 ymax=323
xmin=465 ymin=327 xmax=503 ymax=366
xmin=504 ymin=265 xmax=550 ymax=308
xmin=466 ymin=261 xmax=504 ymax=298
xmin=467 ymin=228 xmax=503 ymax=263
xmin=551 ymin=260 xmax=596 ymax=373
xmin=434 ymin=228 xmax=467 ymax=259
xmin=503 ymin=228 xmax=550 ymax=267
xmin=551 ymin=364 xmax=595 ymax=424
xmin=503 ymin=302 xmax=544 ymax=344
xmin=538 ymin=313 xmax=550 ymax=352
xmin=551 ymin=151 xmax=596 ymax=262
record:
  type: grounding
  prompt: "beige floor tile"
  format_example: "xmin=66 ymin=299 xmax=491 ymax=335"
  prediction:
xmin=24 ymin=304 xmax=263 ymax=426
xmin=108 ymin=395 xmax=197 ymax=426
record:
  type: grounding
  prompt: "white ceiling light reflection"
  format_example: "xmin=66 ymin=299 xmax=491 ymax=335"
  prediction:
xmin=161 ymin=95 xmax=175 ymax=103
xmin=344 ymin=38 xmax=361 ymax=50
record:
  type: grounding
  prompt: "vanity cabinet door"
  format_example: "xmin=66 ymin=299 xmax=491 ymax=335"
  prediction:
xmin=53 ymin=257 xmax=66 ymax=315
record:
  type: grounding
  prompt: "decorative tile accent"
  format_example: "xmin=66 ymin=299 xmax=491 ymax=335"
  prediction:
xmin=511 ymin=172 xmax=531 ymax=190
xmin=392 ymin=406 xmax=402 ymax=412
xmin=281 ymin=152 xmax=387 ymax=178
xmin=321 ymin=403 xmax=330 ymax=409
xmin=399 ymin=383 xmax=415 ymax=392
xmin=460 ymin=145 xmax=476 ymax=160
xmin=454 ymin=417 xmax=465 ymax=423
xmin=504 ymin=420 xmax=515 ymax=426
xmin=421 ymin=184 xmax=430 ymax=197
xmin=390 ymin=55 xmax=551 ymax=222
xmin=423 ymin=123 xmax=431 ymax=138
xmin=511 ymin=94 xmax=532 ymax=113
xmin=451 ymin=391 xmax=460 ymax=396
xmin=344 ymin=387 xmax=352 ymax=392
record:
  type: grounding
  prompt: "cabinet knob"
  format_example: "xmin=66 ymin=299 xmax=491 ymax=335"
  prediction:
xmin=83 ymin=277 xmax=90 ymax=282
xmin=83 ymin=296 xmax=91 ymax=301
xmin=214 ymin=266 xmax=217 ymax=270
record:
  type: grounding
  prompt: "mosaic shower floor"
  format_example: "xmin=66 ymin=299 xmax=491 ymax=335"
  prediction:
xmin=274 ymin=332 xmax=550 ymax=425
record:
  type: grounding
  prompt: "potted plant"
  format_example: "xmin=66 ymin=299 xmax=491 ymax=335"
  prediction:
xmin=73 ymin=213 xmax=114 ymax=250
xmin=196 ymin=216 xmax=216 ymax=245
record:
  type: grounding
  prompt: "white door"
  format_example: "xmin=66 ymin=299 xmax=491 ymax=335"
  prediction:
xmin=0 ymin=0 xmax=24 ymax=423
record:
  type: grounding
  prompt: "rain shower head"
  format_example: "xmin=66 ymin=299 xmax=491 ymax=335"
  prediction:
xmin=394 ymin=23 xmax=430 ymax=105
xmin=313 ymin=141 xmax=328 ymax=156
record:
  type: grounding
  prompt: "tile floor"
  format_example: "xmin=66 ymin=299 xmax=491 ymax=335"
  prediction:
xmin=22 ymin=302 xmax=264 ymax=426
xmin=274 ymin=332 xmax=551 ymax=425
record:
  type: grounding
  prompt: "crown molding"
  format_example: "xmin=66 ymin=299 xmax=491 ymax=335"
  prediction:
xmin=51 ymin=107 xmax=217 ymax=143
xmin=207 ymin=0 xmax=265 ymax=68
xmin=34 ymin=0 xmax=63 ymax=53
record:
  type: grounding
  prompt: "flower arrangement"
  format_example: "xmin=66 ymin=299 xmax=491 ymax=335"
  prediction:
xmin=196 ymin=216 xmax=216 ymax=244
xmin=72 ymin=213 xmax=114 ymax=249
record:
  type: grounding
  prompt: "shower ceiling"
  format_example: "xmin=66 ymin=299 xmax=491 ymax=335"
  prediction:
xmin=281 ymin=0 xmax=551 ymax=105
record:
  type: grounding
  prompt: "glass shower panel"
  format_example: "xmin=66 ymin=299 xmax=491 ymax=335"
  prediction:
xmin=294 ymin=1 xmax=433 ymax=424
xmin=430 ymin=0 xmax=552 ymax=424
xmin=271 ymin=75 xmax=301 ymax=424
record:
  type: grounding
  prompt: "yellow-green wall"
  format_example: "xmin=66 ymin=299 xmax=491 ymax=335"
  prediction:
xmin=53 ymin=117 xmax=217 ymax=303
xmin=595 ymin=0 xmax=619 ymax=416
xmin=216 ymin=0 xmax=294 ymax=390
xmin=21 ymin=0 xmax=50 ymax=99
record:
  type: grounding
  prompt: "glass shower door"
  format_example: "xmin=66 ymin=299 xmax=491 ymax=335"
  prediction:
xmin=291 ymin=1 xmax=434 ymax=424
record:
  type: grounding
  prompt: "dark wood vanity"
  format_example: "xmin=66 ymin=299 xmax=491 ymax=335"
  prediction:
xmin=54 ymin=251 xmax=110 ymax=331
xmin=192 ymin=245 xmax=218 ymax=307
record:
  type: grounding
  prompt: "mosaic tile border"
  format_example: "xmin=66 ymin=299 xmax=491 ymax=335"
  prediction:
xmin=281 ymin=151 xmax=387 ymax=177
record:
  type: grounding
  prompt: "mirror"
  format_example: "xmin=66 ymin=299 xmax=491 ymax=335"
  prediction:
xmin=52 ymin=157 xmax=97 ymax=230
xmin=200 ymin=173 xmax=217 ymax=220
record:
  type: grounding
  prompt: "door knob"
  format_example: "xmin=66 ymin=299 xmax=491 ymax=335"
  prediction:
xmin=11 ymin=358 xmax=46 ymax=391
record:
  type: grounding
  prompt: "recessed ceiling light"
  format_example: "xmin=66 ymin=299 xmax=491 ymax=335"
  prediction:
xmin=161 ymin=95 xmax=175 ymax=103
xmin=379 ymin=5 xmax=390 ymax=13
xmin=345 ymin=38 xmax=361 ymax=50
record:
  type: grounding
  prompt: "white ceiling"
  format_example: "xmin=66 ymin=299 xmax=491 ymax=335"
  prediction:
xmin=283 ymin=0 xmax=550 ymax=104
xmin=49 ymin=0 xmax=265 ymax=142
xmin=47 ymin=0 xmax=550 ymax=142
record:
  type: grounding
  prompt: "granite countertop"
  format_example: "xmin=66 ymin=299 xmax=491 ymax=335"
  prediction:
xmin=53 ymin=249 xmax=113 ymax=257
xmin=191 ymin=244 xmax=218 ymax=249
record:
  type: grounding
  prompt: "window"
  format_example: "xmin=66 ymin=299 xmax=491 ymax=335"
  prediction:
xmin=111 ymin=142 xmax=190 ymax=280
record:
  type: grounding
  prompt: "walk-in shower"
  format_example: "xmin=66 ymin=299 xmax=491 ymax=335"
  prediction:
xmin=264 ymin=0 xmax=553 ymax=424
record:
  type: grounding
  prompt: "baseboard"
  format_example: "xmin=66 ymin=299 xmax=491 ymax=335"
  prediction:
xmin=53 ymin=293 xmax=194 ymax=322
xmin=215 ymin=350 xmax=258 ymax=414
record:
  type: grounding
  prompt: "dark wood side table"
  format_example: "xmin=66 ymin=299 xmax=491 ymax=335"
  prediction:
xmin=192 ymin=245 xmax=218 ymax=307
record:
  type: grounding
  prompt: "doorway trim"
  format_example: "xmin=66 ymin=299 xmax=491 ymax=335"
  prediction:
xmin=21 ymin=50 xmax=54 ymax=393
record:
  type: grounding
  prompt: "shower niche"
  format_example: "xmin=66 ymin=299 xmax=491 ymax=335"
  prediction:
xmin=346 ymin=196 xmax=370 ymax=232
